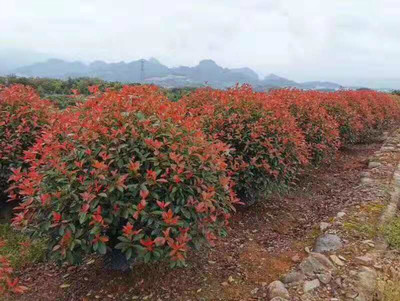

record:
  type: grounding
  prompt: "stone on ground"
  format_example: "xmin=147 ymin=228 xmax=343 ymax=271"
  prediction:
xmin=299 ymin=253 xmax=335 ymax=276
xmin=267 ymin=280 xmax=290 ymax=300
xmin=314 ymin=234 xmax=343 ymax=253
xmin=303 ymin=279 xmax=320 ymax=292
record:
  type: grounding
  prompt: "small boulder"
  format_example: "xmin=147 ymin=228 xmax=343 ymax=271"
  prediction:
xmin=282 ymin=271 xmax=305 ymax=284
xmin=314 ymin=234 xmax=343 ymax=253
xmin=356 ymin=267 xmax=377 ymax=294
xmin=267 ymin=280 xmax=290 ymax=300
xmin=299 ymin=253 xmax=335 ymax=276
xmin=303 ymin=279 xmax=320 ymax=292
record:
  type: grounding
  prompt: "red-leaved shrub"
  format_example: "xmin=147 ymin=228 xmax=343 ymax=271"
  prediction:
xmin=0 ymin=85 xmax=55 ymax=205
xmin=321 ymin=91 xmax=400 ymax=144
xmin=7 ymin=84 xmax=400 ymax=269
xmin=182 ymin=86 xmax=309 ymax=204
xmin=10 ymin=87 xmax=238 ymax=266
xmin=268 ymin=89 xmax=341 ymax=163
xmin=0 ymin=85 xmax=54 ymax=167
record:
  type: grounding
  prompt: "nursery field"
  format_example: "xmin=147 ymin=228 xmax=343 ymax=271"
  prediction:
xmin=0 ymin=83 xmax=400 ymax=300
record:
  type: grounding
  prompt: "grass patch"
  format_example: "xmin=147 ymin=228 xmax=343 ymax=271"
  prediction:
xmin=343 ymin=221 xmax=378 ymax=239
xmin=383 ymin=217 xmax=400 ymax=250
xmin=0 ymin=224 xmax=46 ymax=269
xmin=342 ymin=203 xmax=386 ymax=239
xmin=361 ymin=203 xmax=386 ymax=215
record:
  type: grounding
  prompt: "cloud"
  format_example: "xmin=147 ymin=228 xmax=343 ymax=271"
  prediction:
xmin=1 ymin=0 xmax=399 ymax=87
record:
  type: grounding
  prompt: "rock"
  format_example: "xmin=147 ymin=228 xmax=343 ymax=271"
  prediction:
xmin=270 ymin=298 xmax=289 ymax=301
xmin=267 ymin=281 xmax=290 ymax=300
xmin=356 ymin=267 xmax=377 ymax=293
xmin=303 ymin=279 xmax=320 ymax=292
xmin=355 ymin=256 xmax=374 ymax=266
xmin=330 ymin=255 xmax=345 ymax=266
xmin=337 ymin=212 xmax=346 ymax=218
xmin=299 ymin=253 xmax=336 ymax=276
xmin=282 ymin=271 xmax=305 ymax=284
xmin=314 ymin=234 xmax=343 ymax=253
xmin=317 ymin=272 xmax=332 ymax=284
xmin=320 ymin=222 xmax=331 ymax=232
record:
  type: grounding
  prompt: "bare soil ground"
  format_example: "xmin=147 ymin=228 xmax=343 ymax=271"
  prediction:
xmin=10 ymin=142 xmax=381 ymax=301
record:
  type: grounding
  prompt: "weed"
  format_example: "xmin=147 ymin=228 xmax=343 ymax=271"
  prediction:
xmin=0 ymin=224 xmax=46 ymax=269
xmin=383 ymin=217 xmax=400 ymax=250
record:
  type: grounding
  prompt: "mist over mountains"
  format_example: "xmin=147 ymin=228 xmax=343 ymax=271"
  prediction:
xmin=5 ymin=56 xmax=344 ymax=91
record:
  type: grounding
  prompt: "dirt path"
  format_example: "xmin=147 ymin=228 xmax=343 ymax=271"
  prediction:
xmin=12 ymin=142 xmax=381 ymax=301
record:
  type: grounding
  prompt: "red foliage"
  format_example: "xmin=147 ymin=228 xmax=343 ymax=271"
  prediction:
xmin=6 ymin=83 xmax=400 ymax=269
xmin=0 ymin=85 xmax=55 ymax=167
xmin=268 ymin=89 xmax=341 ymax=162
xmin=10 ymin=86 xmax=237 ymax=266
xmin=182 ymin=86 xmax=309 ymax=203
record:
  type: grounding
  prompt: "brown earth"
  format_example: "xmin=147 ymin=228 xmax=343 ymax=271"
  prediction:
xmin=11 ymin=142 xmax=381 ymax=301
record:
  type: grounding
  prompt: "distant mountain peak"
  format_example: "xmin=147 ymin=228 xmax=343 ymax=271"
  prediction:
xmin=46 ymin=58 xmax=66 ymax=64
xmin=148 ymin=57 xmax=161 ymax=64
xmin=198 ymin=59 xmax=218 ymax=67
xmin=10 ymin=57 xmax=343 ymax=90
xmin=264 ymin=73 xmax=286 ymax=81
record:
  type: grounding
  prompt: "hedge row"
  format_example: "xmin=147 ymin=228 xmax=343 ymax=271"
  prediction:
xmin=2 ymin=84 xmax=400 ymax=269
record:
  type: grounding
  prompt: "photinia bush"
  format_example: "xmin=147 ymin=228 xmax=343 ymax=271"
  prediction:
xmin=6 ymin=84 xmax=400 ymax=269
xmin=0 ymin=85 xmax=54 ymax=167
xmin=269 ymin=89 xmax=341 ymax=163
xmin=182 ymin=86 xmax=309 ymax=204
xmin=0 ymin=85 xmax=55 ymax=205
xmin=10 ymin=87 xmax=238 ymax=266
xmin=321 ymin=91 xmax=400 ymax=144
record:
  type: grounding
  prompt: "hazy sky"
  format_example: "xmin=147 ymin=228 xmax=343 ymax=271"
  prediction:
xmin=1 ymin=0 xmax=400 ymax=86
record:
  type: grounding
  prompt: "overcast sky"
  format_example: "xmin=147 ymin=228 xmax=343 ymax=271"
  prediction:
xmin=1 ymin=0 xmax=400 ymax=87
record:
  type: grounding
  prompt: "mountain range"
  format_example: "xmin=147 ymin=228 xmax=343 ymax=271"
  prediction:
xmin=4 ymin=56 xmax=344 ymax=91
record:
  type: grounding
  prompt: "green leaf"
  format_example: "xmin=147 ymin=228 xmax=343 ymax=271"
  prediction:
xmin=98 ymin=242 xmax=107 ymax=255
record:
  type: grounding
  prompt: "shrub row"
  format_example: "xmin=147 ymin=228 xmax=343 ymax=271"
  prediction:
xmin=182 ymin=87 xmax=400 ymax=202
xmin=3 ymin=84 xmax=400 ymax=267
xmin=0 ymin=85 xmax=55 ymax=203
xmin=182 ymin=86 xmax=309 ymax=204
xmin=9 ymin=86 xmax=238 ymax=266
